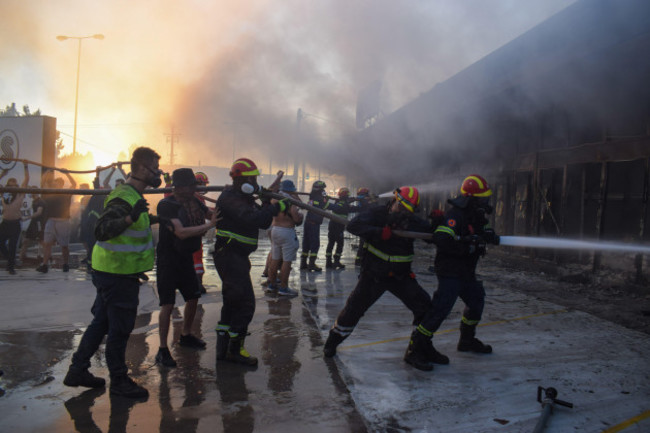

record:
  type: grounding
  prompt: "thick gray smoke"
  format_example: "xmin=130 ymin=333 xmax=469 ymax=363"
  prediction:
xmin=172 ymin=0 xmax=577 ymax=183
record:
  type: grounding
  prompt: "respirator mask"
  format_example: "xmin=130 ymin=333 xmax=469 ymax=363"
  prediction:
xmin=239 ymin=177 xmax=259 ymax=195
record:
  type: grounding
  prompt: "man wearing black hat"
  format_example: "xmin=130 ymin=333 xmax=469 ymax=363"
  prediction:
xmin=155 ymin=168 xmax=218 ymax=367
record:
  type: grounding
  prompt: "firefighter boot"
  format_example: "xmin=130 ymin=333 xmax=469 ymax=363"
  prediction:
xmin=325 ymin=255 xmax=334 ymax=269
xmin=216 ymin=323 xmax=230 ymax=361
xmin=323 ymin=329 xmax=347 ymax=358
xmin=308 ymin=256 xmax=322 ymax=272
xmin=333 ymin=255 xmax=345 ymax=270
xmin=300 ymin=254 xmax=309 ymax=270
xmin=404 ymin=331 xmax=434 ymax=371
xmin=225 ymin=333 xmax=258 ymax=366
xmin=457 ymin=322 xmax=492 ymax=354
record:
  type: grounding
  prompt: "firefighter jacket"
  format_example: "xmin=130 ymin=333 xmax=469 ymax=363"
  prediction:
xmin=215 ymin=185 xmax=275 ymax=255
xmin=432 ymin=196 xmax=491 ymax=279
xmin=305 ymin=190 xmax=330 ymax=225
xmin=328 ymin=197 xmax=351 ymax=234
xmin=347 ymin=203 xmax=433 ymax=278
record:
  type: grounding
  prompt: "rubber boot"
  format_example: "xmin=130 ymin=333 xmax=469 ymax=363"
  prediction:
xmin=225 ymin=333 xmax=258 ymax=366
xmin=216 ymin=324 xmax=230 ymax=361
xmin=308 ymin=256 xmax=322 ymax=272
xmin=457 ymin=322 xmax=492 ymax=354
xmin=404 ymin=332 xmax=434 ymax=371
xmin=300 ymin=254 xmax=309 ymax=270
xmin=323 ymin=329 xmax=347 ymax=358
xmin=411 ymin=330 xmax=449 ymax=364
xmin=333 ymin=255 xmax=345 ymax=270
xmin=325 ymin=255 xmax=334 ymax=269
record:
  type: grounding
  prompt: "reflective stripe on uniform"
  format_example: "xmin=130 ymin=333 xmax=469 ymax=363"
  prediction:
xmin=435 ymin=225 xmax=456 ymax=237
xmin=216 ymin=229 xmax=257 ymax=246
xmin=96 ymin=239 xmax=154 ymax=253
xmin=365 ymin=243 xmax=413 ymax=263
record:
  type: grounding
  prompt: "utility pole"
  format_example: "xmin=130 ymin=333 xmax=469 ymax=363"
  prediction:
xmin=294 ymin=108 xmax=303 ymax=190
xmin=165 ymin=126 xmax=180 ymax=166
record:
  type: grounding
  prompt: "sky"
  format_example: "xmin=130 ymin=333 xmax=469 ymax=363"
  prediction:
xmin=0 ymin=0 xmax=576 ymax=173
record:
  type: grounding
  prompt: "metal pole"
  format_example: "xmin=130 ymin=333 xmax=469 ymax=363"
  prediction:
xmin=72 ymin=38 xmax=82 ymax=155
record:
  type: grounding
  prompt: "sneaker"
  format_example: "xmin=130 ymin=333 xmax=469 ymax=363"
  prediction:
xmin=62 ymin=264 xmax=70 ymax=272
xmin=179 ymin=334 xmax=207 ymax=349
xmin=36 ymin=264 xmax=48 ymax=273
xmin=63 ymin=368 xmax=106 ymax=388
xmin=155 ymin=347 xmax=177 ymax=367
xmin=278 ymin=287 xmax=298 ymax=297
xmin=265 ymin=284 xmax=278 ymax=293
xmin=110 ymin=375 xmax=148 ymax=399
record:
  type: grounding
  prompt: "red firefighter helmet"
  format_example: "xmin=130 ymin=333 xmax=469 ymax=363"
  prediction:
xmin=338 ymin=187 xmax=350 ymax=198
xmin=230 ymin=158 xmax=260 ymax=177
xmin=195 ymin=171 xmax=209 ymax=185
xmin=460 ymin=175 xmax=492 ymax=197
xmin=394 ymin=186 xmax=420 ymax=213
xmin=357 ymin=187 xmax=369 ymax=196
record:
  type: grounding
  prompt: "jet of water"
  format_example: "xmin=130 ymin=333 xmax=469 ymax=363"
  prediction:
xmin=499 ymin=236 xmax=650 ymax=254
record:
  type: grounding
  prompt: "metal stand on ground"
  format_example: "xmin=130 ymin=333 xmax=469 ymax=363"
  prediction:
xmin=533 ymin=386 xmax=573 ymax=433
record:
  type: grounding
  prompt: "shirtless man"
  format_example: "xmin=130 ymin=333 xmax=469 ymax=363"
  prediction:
xmin=265 ymin=179 xmax=303 ymax=296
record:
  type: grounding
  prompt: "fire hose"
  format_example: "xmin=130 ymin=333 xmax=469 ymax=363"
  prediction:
xmin=533 ymin=387 xmax=573 ymax=433
xmin=3 ymin=180 xmax=650 ymax=254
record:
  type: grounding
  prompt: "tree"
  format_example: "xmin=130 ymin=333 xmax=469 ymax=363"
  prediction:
xmin=0 ymin=103 xmax=41 ymax=117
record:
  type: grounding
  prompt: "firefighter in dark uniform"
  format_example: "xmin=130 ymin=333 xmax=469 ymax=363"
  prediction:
xmin=213 ymin=158 xmax=285 ymax=366
xmin=325 ymin=187 xmax=351 ymax=270
xmin=412 ymin=175 xmax=500 ymax=371
xmin=323 ymin=187 xmax=443 ymax=371
xmin=353 ymin=187 xmax=372 ymax=266
xmin=300 ymin=180 xmax=329 ymax=272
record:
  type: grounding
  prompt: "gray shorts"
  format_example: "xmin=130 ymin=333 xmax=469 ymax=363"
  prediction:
xmin=43 ymin=218 xmax=71 ymax=246
xmin=271 ymin=226 xmax=299 ymax=262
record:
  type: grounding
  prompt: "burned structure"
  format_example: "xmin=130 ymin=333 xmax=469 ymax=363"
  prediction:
xmin=352 ymin=0 xmax=650 ymax=277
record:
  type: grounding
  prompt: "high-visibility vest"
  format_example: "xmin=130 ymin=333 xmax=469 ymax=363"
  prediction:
xmin=91 ymin=184 xmax=154 ymax=274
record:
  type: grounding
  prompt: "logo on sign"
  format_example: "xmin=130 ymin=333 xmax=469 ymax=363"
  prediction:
xmin=0 ymin=129 xmax=20 ymax=170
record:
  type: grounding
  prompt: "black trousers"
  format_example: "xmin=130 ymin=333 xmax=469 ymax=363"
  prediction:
xmin=335 ymin=270 xmax=431 ymax=330
xmin=0 ymin=219 xmax=21 ymax=269
xmin=213 ymin=248 xmax=255 ymax=335
xmin=302 ymin=222 xmax=321 ymax=256
xmin=71 ymin=272 xmax=140 ymax=378
xmin=325 ymin=229 xmax=344 ymax=258
xmin=419 ymin=276 xmax=486 ymax=333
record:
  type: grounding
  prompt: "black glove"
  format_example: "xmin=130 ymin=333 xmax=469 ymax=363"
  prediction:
xmin=270 ymin=198 xmax=288 ymax=216
xmin=130 ymin=199 xmax=149 ymax=222
xmin=466 ymin=235 xmax=487 ymax=256
xmin=258 ymin=187 xmax=272 ymax=204
xmin=482 ymin=228 xmax=500 ymax=245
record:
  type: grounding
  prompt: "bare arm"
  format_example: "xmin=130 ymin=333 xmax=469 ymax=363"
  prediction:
xmin=169 ymin=210 xmax=218 ymax=240
xmin=61 ymin=169 xmax=77 ymax=188
xmin=20 ymin=161 xmax=29 ymax=187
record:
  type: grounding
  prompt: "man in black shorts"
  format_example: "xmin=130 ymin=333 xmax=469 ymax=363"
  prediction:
xmin=155 ymin=168 xmax=218 ymax=367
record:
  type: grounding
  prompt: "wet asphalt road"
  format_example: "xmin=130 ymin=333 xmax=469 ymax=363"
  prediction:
xmin=0 ymin=233 xmax=369 ymax=433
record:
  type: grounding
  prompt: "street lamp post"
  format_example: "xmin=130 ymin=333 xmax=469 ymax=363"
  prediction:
xmin=56 ymin=34 xmax=104 ymax=155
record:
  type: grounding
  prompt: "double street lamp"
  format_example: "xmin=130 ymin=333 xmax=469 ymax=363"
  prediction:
xmin=56 ymin=34 xmax=104 ymax=155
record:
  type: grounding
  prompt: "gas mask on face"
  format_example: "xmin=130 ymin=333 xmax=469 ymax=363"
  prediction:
xmin=476 ymin=197 xmax=493 ymax=215
xmin=239 ymin=177 xmax=259 ymax=195
xmin=146 ymin=167 xmax=163 ymax=188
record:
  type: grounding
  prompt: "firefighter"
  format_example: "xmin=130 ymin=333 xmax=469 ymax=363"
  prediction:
xmin=411 ymin=175 xmax=500 ymax=371
xmin=353 ymin=187 xmax=372 ymax=266
xmin=212 ymin=158 xmax=285 ymax=366
xmin=300 ymin=180 xmax=329 ymax=272
xmin=323 ymin=187 xmax=441 ymax=371
xmin=325 ymin=187 xmax=351 ymax=270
